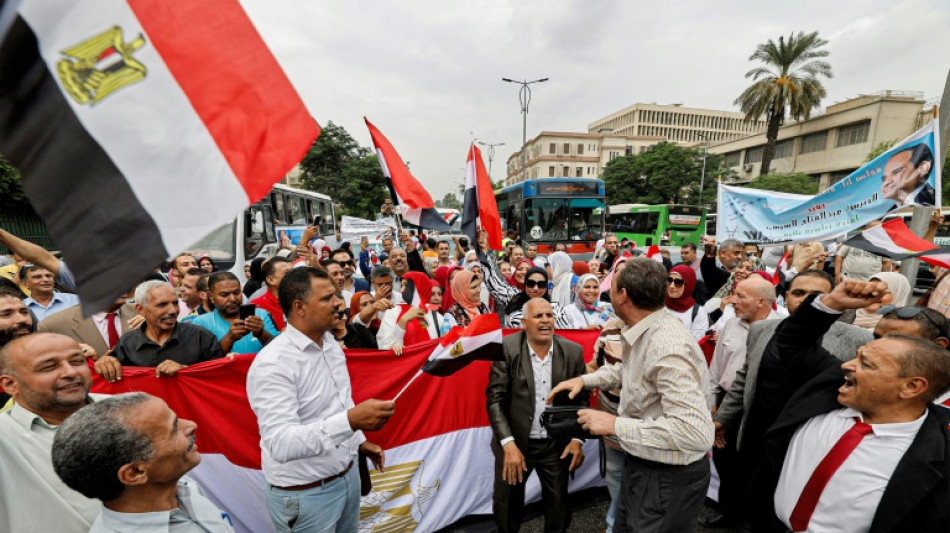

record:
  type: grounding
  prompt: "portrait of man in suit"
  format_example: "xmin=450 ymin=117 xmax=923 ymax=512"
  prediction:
xmin=881 ymin=143 xmax=935 ymax=208
xmin=486 ymin=298 xmax=588 ymax=533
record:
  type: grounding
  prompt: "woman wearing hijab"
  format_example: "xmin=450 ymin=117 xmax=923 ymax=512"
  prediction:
xmin=548 ymin=251 xmax=575 ymax=307
xmin=565 ymin=274 xmax=614 ymax=329
xmin=465 ymin=261 xmax=493 ymax=311
xmin=506 ymin=259 xmax=533 ymax=291
xmin=446 ymin=270 xmax=491 ymax=327
xmin=666 ymin=265 xmax=708 ymax=341
xmin=435 ymin=265 xmax=463 ymax=313
xmin=242 ymin=257 xmax=266 ymax=298
xmin=599 ymin=255 xmax=629 ymax=303
xmin=198 ymin=256 xmax=216 ymax=273
xmin=377 ymin=272 xmax=446 ymax=354
xmin=483 ymin=259 xmax=573 ymax=328
xmin=841 ymin=271 xmax=911 ymax=331
xmin=348 ymin=291 xmax=373 ymax=323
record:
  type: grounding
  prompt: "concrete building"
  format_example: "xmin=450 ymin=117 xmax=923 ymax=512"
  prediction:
xmin=588 ymin=103 xmax=766 ymax=144
xmin=505 ymin=131 xmax=664 ymax=186
xmin=280 ymin=165 xmax=304 ymax=188
xmin=708 ymin=90 xmax=934 ymax=190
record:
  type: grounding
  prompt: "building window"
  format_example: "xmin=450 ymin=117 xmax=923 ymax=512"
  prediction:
xmin=723 ymin=151 xmax=741 ymax=167
xmin=562 ymin=166 xmax=570 ymax=177
xmin=800 ymin=131 xmax=828 ymax=154
xmin=549 ymin=143 xmax=556 ymax=154
xmin=577 ymin=143 xmax=584 ymax=155
xmin=548 ymin=166 xmax=555 ymax=177
xmin=836 ymin=121 xmax=870 ymax=147
xmin=745 ymin=146 xmax=764 ymax=164
xmin=576 ymin=167 xmax=583 ymax=177
xmin=773 ymin=139 xmax=794 ymax=159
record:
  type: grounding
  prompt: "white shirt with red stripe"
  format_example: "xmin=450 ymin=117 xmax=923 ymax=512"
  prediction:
xmin=774 ymin=407 xmax=925 ymax=532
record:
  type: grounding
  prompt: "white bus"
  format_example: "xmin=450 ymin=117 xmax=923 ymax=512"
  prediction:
xmin=186 ymin=183 xmax=336 ymax=277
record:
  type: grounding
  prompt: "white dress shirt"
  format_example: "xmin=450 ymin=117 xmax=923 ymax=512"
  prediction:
xmin=89 ymin=476 xmax=234 ymax=533
xmin=376 ymin=306 xmax=445 ymax=349
xmin=91 ymin=311 xmax=122 ymax=347
xmin=528 ymin=344 xmax=554 ymax=439
xmin=246 ymin=324 xmax=365 ymax=487
xmin=709 ymin=311 xmax=780 ymax=401
xmin=774 ymin=407 xmax=925 ymax=533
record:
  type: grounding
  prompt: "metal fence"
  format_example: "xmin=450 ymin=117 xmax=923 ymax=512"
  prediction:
xmin=0 ymin=213 xmax=56 ymax=254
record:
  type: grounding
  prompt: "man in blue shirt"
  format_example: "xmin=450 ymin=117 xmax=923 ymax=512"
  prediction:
xmin=191 ymin=272 xmax=278 ymax=354
xmin=21 ymin=264 xmax=80 ymax=322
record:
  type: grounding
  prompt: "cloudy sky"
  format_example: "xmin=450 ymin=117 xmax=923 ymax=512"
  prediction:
xmin=246 ymin=0 xmax=950 ymax=201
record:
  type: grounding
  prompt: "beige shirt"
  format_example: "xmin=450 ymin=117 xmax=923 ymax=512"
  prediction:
xmin=583 ymin=308 xmax=714 ymax=465
xmin=0 ymin=395 xmax=107 ymax=533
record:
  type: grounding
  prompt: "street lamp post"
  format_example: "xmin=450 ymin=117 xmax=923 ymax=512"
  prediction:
xmin=697 ymin=133 xmax=710 ymax=207
xmin=502 ymin=77 xmax=548 ymax=183
xmin=477 ymin=141 xmax=505 ymax=181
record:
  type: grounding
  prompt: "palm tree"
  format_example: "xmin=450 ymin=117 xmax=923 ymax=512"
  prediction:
xmin=735 ymin=31 xmax=832 ymax=175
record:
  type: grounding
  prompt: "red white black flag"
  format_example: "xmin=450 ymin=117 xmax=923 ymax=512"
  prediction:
xmin=364 ymin=117 xmax=450 ymax=232
xmin=422 ymin=313 xmax=503 ymax=376
xmin=842 ymin=218 xmax=950 ymax=270
xmin=462 ymin=144 xmax=503 ymax=250
xmin=0 ymin=0 xmax=319 ymax=314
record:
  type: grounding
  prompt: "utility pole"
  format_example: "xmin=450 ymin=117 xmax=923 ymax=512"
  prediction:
xmin=478 ymin=141 xmax=505 ymax=179
xmin=502 ymin=77 xmax=548 ymax=183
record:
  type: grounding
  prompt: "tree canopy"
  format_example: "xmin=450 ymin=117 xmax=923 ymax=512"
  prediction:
xmin=735 ymin=31 xmax=832 ymax=175
xmin=742 ymin=172 xmax=818 ymax=195
xmin=601 ymin=141 xmax=731 ymax=208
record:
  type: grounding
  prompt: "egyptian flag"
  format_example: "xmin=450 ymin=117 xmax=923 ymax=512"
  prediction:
xmin=0 ymin=0 xmax=319 ymax=315
xmin=843 ymin=218 xmax=950 ymax=270
xmin=422 ymin=313 xmax=503 ymax=376
xmin=364 ymin=117 xmax=449 ymax=232
xmin=646 ymin=244 xmax=663 ymax=262
xmin=461 ymin=144 xmax=503 ymax=250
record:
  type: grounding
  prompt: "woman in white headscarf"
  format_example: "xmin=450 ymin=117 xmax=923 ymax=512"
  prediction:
xmin=846 ymin=271 xmax=912 ymax=331
xmin=565 ymin=274 xmax=614 ymax=329
xmin=548 ymin=251 xmax=575 ymax=307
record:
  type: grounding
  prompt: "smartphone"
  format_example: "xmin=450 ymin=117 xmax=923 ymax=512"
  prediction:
xmin=239 ymin=304 xmax=256 ymax=320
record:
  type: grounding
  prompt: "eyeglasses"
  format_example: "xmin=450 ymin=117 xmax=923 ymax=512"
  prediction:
xmin=524 ymin=279 xmax=546 ymax=289
xmin=335 ymin=310 xmax=348 ymax=320
xmin=667 ymin=277 xmax=685 ymax=287
xmin=876 ymin=304 xmax=949 ymax=337
xmin=745 ymin=252 xmax=757 ymax=257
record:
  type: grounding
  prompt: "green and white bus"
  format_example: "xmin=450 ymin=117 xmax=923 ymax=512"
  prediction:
xmin=605 ymin=204 xmax=707 ymax=246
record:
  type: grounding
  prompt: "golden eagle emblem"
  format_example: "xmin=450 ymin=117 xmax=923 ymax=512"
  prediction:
xmin=449 ymin=341 xmax=465 ymax=358
xmin=360 ymin=460 xmax=441 ymax=532
xmin=57 ymin=26 xmax=146 ymax=105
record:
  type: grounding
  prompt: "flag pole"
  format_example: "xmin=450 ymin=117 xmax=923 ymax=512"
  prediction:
xmin=392 ymin=369 xmax=424 ymax=402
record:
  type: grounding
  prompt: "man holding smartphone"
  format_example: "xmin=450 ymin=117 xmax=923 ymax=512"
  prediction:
xmin=190 ymin=272 xmax=279 ymax=355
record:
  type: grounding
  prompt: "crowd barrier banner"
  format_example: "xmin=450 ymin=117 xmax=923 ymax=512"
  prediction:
xmin=91 ymin=329 xmax=604 ymax=533
xmin=341 ymin=215 xmax=397 ymax=240
xmin=717 ymin=121 xmax=941 ymax=245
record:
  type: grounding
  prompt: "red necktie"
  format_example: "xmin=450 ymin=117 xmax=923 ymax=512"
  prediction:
xmin=942 ymin=398 xmax=950 ymax=407
xmin=105 ymin=312 xmax=119 ymax=350
xmin=789 ymin=418 xmax=873 ymax=531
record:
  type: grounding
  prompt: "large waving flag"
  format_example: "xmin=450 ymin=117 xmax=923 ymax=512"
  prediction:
xmin=422 ymin=313 xmax=504 ymax=376
xmin=461 ymin=144 xmax=503 ymax=250
xmin=842 ymin=218 xmax=950 ymax=270
xmin=364 ymin=117 xmax=450 ymax=232
xmin=0 ymin=0 xmax=319 ymax=315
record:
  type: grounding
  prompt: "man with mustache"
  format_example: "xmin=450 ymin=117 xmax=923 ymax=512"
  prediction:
xmin=190 ymin=272 xmax=278 ymax=355
xmin=93 ymin=280 xmax=225 ymax=383
xmin=0 ymin=333 xmax=105 ymax=532
xmin=0 ymin=287 xmax=33 ymax=406
xmin=748 ymin=280 xmax=950 ymax=532
xmin=52 ymin=393 xmax=235 ymax=532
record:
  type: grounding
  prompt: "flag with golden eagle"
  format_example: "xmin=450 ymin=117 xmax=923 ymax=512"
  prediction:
xmin=422 ymin=313 xmax=504 ymax=376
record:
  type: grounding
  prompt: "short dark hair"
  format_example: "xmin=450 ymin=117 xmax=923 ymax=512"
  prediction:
xmin=426 ymin=237 xmax=438 ymax=249
xmin=885 ymin=334 xmax=950 ymax=402
xmin=207 ymin=271 xmax=239 ymax=293
xmin=615 ymin=258 xmax=666 ymax=311
xmin=882 ymin=307 xmax=949 ymax=342
xmin=790 ymin=269 xmax=834 ymax=290
xmin=681 ymin=242 xmax=697 ymax=252
xmin=278 ymin=267 xmax=330 ymax=316
xmin=262 ymin=256 xmax=291 ymax=280
xmin=458 ymin=236 xmax=469 ymax=248
xmin=370 ymin=265 xmax=394 ymax=281
xmin=183 ymin=267 xmax=202 ymax=278
xmin=330 ymin=248 xmax=353 ymax=263
xmin=196 ymin=273 xmax=211 ymax=293
xmin=0 ymin=277 xmax=25 ymax=299
xmin=436 ymin=240 xmax=449 ymax=249
xmin=894 ymin=143 xmax=934 ymax=170
xmin=18 ymin=263 xmax=49 ymax=280
xmin=52 ymin=393 xmax=155 ymax=501
xmin=743 ymin=242 xmax=760 ymax=250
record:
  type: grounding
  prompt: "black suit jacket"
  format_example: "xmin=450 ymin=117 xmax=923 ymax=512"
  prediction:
xmin=700 ymin=254 xmax=730 ymax=296
xmin=486 ymin=332 xmax=588 ymax=454
xmin=748 ymin=296 xmax=950 ymax=532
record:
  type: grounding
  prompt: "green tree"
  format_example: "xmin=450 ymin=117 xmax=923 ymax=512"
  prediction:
xmin=865 ymin=140 xmax=898 ymax=162
xmin=735 ymin=31 xmax=832 ymax=176
xmin=601 ymin=141 xmax=731 ymax=209
xmin=441 ymin=192 xmax=460 ymax=210
xmin=298 ymin=121 xmax=369 ymax=200
xmin=743 ymin=172 xmax=818 ymax=195
xmin=336 ymin=155 xmax=388 ymax=220
xmin=0 ymin=156 xmax=33 ymax=213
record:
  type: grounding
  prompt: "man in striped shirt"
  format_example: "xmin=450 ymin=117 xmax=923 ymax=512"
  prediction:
xmin=548 ymin=257 xmax=714 ymax=532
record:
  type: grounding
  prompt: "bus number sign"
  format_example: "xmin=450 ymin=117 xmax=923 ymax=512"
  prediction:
xmin=537 ymin=182 xmax=599 ymax=195
xmin=669 ymin=214 xmax=701 ymax=226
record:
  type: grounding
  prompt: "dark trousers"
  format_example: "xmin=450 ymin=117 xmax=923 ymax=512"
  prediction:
xmin=613 ymin=453 xmax=709 ymax=533
xmin=712 ymin=421 xmax=742 ymax=519
xmin=493 ymin=438 xmax=570 ymax=533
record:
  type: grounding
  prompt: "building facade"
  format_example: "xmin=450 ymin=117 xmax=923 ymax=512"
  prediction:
xmin=587 ymin=102 xmax=766 ymax=145
xmin=505 ymin=131 xmax=665 ymax=186
xmin=708 ymin=91 xmax=933 ymax=190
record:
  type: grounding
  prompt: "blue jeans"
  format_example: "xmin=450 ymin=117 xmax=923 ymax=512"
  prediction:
xmin=265 ymin=467 xmax=360 ymax=533
xmin=604 ymin=444 xmax=625 ymax=531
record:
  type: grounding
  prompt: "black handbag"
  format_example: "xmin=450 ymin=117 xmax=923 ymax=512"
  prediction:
xmin=540 ymin=405 xmax=592 ymax=440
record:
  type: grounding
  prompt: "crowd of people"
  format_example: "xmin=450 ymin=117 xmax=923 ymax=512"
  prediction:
xmin=1 ymin=209 xmax=950 ymax=533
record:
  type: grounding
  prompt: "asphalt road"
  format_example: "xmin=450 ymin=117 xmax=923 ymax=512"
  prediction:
xmin=438 ymin=487 xmax=743 ymax=532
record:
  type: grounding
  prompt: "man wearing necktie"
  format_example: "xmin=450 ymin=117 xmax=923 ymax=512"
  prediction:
xmin=37 ymin=289 xmax=136 ymax=357
xmin=751 ymin=279 xmax=950 ymax=532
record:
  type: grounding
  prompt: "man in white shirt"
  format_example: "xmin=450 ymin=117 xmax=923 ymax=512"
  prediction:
xmin=51 ymin=392 xmax=235 ymax=533
xmin=753 ymin=280 xmax=950 ymax=532
xmin=0 ymin=333 xmax=103 ymax=532
xmin=247 ymin=267 xmax=394 ymax=533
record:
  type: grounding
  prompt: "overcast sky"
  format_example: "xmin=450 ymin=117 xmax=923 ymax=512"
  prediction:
xmin=246 ymin=0 xmax=950 ymax=201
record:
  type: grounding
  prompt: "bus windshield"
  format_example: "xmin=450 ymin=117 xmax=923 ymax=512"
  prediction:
xmin=524 ymin=198 xmax=604 ymax=242
xmin=187 ymin=221 xmax=236 ymax=268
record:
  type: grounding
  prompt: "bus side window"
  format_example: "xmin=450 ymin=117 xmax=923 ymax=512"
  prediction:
xmin=245 ymin=207 xmax=265 ymax=256
xmin=262 ymin=205 xmax=276 ymax=243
